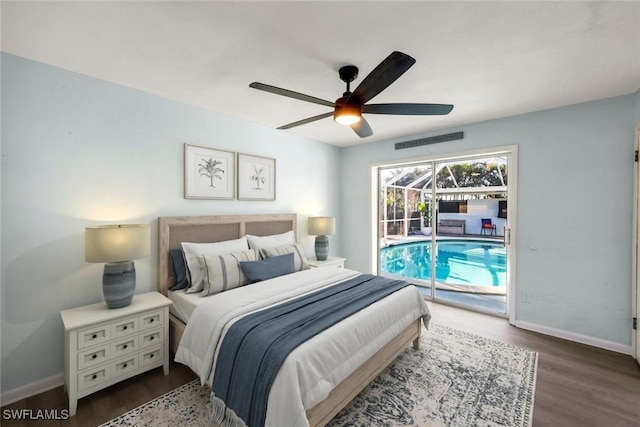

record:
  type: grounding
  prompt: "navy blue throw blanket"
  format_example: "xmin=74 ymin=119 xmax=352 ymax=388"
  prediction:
xmin=212 ymin=274 xmax=411 ymax=427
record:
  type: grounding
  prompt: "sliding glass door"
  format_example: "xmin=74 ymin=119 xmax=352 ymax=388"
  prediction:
xmin=431 ymin=156 xmax=508 ymax=314
xmin=379 ymin=163 xmax=434 ymax=297
xmin=375 ymin=147 xmax=516 ymax=318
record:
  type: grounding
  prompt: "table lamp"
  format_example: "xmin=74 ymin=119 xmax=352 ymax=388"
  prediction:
xmin=85 ymin=224 xmax=150 ymax=309
xmin=308 ymin=216 xmax=336 ymax=261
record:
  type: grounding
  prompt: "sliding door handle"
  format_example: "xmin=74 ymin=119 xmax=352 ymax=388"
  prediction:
xmin=503 ymin=227 xmax=511 ymax=247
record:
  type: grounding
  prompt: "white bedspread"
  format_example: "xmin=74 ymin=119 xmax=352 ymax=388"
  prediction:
xmin=175 ymin=267 xmax=431 ymax=427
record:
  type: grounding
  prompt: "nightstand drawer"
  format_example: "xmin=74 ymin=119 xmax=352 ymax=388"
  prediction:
xmin=78 ymin=345 xmax=109 ymax=371
xmin=78 ymin=365 xmax=109 ymax=391
xmin=77 ymin=325 xmax=110 ymax=350
xmin=111 ymin=316 xmax=138 ymax=339
xmin=111 ymin=354 xmax=138 ymax=379
xmin=140 ymin=346 xmax=162 ymax=368
xmin=140 ymin=327 xmax=163 ymax=348
xmin=140 ymin=310 xmax=164 ymax=330
xmin=110 ymin=335 xmax=138 ymax=359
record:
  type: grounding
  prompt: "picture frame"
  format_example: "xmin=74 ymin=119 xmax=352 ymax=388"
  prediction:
xmin=237 ymin=153 xmax=276 ymax=201
xmin=184 ymin=144 xmax=235 ymax=199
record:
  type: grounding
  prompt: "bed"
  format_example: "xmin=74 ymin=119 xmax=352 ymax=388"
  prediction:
xmin=157 ymin=214 xmax=430 ymax=427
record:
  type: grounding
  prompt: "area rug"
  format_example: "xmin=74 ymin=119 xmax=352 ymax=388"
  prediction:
xmin=100 ymin=323 xmax=537 ymax=427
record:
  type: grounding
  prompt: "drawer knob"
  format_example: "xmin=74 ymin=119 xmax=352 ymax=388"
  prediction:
xmin=150 ymin=336 xmax=154 ymax=341
xmin=150 ymin=319 xmax=154 ymax=323
xmin=150 ymin=354 xmax=154 ymax=358
xmin=92 ymin=334 xmax=97 ymax=339
xmin=123 ymin=363 xmax=128 ymax=368
xmin=92 ymin=374 xmax=97 ymax=380
xmin=92 ymin=354 xmax=97 ymax=359
xmin=123 ymin=345 xmax=128 ymax=349
xmin=123 ymin=325 xmax=128 ymax=330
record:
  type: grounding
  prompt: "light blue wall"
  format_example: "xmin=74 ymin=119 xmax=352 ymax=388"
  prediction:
xmin=2 ymin=51 xmax=638 ymax=396
xmin=0 ymin=53 xmax=341 ymax=393
xmin=341 ymin=93 xmax=637 ymax=347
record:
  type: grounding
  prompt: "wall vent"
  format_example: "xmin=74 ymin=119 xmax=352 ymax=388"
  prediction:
xmin=395 ymin=131 xmax=464 ymax=150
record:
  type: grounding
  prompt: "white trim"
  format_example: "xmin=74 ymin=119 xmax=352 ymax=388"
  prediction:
xmin=369 ymin=144 xmax=519 ymax=169
xmin=0 ymin=373 xmax=63 ymax=406
xmin=369 ymin=166 xmax=379 ymax=274
xmin=516 ymin=321 xmax=633 ymax=355
xmin=634 ymin=122 xmax=640 ymax=361
xmin=506 ymin=145 xmax=518 ymax=326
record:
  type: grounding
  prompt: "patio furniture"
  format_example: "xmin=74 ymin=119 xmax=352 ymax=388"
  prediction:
xmin=481 ymin=218 xmax=496 ymax=236
xmin=438 ymin=219 xmax=466 ymax=235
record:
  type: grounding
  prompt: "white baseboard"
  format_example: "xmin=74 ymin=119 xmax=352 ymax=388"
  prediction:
xmin=0 ymin=373 xmax=64 ymax=407
xmin=515 ymin=321 xmax=633 ymax=355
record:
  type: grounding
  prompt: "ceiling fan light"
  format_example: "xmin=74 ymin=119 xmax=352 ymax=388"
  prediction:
xmin=334 ymin=112 xmax=361 ymax=125
xmin=334 ymin=101 xmax=362 ymax=125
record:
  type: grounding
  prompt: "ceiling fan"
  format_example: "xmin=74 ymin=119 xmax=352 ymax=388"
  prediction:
xmin=249 ymin=51 xmax=453 ymax=138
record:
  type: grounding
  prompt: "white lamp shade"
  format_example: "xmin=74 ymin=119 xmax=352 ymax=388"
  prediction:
xmin=308 ymin=217 xmax=336 ymax=236
xmin=85 ymin=224 xmax=150 ymax=263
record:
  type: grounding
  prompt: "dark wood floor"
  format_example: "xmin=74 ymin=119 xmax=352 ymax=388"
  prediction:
xmin=2 ymin=302 xmax=639 ymax=426
xmin=1 ymin=361 xmax=197 ymax=426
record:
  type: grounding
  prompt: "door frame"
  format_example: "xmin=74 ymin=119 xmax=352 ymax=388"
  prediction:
xmin=369 ymin=144 xmax=518 ymax=325
xmin=633 ymin=123 xmax=640 ymax=362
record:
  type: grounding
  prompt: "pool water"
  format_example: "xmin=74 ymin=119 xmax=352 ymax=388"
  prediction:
xmin=380 ymin=240 xmax=506 ymax=289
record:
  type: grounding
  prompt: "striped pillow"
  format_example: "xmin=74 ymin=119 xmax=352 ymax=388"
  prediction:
xmin=259 ymin=244 xmax=309 ymax=271
xmin=200 ymin=249 xmax=258 ymax=297
xmin=182 ymin=236 xmax=249 ymax=294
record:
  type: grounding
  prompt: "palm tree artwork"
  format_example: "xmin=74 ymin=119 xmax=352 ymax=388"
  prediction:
xmin=250 ymin=164 xmax=267 ymax=190
xmin=199 ymin=157 xmax=225 ymax=188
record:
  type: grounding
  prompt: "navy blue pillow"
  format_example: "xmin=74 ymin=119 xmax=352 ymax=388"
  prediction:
xmin=169 ymin=249 xmax=189 ymax=291
xmin=239 ymin=253 xmax=295 ymax=284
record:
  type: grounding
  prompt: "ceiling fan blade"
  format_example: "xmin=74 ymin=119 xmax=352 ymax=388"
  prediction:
xmin=250 ymin=82 xmax=335 ymax=108
xmin=363 ymin=103 xmax=454 ymax=115
xmin=277 ymin=112 xmax=334 ymax=130
xmin=349 ymin=52 xmax=416 ymax=105
xmin=351 ymin=117 xmax=373 ymax=138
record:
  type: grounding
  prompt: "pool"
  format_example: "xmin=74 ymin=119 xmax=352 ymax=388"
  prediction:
xmin=380 ymin=240 xmax=506 ymax=293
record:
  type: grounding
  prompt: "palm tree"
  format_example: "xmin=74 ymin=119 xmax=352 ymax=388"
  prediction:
xmin=199 ymin=158 xmax=224 ymax=187
xmin=250 ymin=165 xmax=266 ymax=189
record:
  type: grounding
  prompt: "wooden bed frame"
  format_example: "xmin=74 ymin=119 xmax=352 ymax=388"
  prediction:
xmin=157 ymin=214 xmax=421 ymax=427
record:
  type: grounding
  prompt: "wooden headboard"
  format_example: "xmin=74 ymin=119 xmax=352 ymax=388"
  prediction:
xmin=157 ymin=214 xmax=297 ymax=295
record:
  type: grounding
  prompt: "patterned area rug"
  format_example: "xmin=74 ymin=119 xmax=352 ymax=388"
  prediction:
xmin=100 ymin=323 xmax=537 ymax=427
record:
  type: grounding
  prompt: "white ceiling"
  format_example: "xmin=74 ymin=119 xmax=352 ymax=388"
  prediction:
xmin=2 ymin=1 xmax=639 ymax=147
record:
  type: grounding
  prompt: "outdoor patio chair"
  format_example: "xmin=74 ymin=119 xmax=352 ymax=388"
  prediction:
xmin=481 ymin=218 xmax=496 ymax=236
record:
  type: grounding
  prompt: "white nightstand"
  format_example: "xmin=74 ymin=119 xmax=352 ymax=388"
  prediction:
xmin=60 ymin=292 xmax=172 ymax=416
xmin=307 ymin=256 xmax=346 ymax=269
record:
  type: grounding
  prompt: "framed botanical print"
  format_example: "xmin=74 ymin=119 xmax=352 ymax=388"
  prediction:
xmin=184 ymin=144 xmax=235 ymax=199
xmin=237 ymin=153 xmax=276 ymax=201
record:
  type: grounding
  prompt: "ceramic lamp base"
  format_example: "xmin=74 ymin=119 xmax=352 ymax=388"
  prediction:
xmin=314 ymin=235 xmax=329 ymax=261
xmin=103 ymin=261 xmax=136 ymax=309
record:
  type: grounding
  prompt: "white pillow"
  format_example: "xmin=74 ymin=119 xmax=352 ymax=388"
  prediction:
xmin=259 ymin=243 xmax=309 ymax=271
xmin=246 ymin=230 xmax=295 ymax=250
xmin=199 ymin=249 xmax=258 ymax=297
xmin=182 ymin=236 xmax=249 ymax=293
